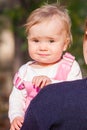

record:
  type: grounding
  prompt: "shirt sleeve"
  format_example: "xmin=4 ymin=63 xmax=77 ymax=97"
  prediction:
xmin=8 ymin=87 xmax=27 ymax=123
xmin=67 ymin=60 xmax=82 ymax=80
xmin=8 ymin=64 xmax=28 ymax=123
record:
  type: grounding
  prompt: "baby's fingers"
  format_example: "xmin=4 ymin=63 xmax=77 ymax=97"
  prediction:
xmin=32 ymin=76 xmax=51 ymax=89
xmin=40 ymin=78 xmax=52 ymax=89
xmin=10 ymin=123 xmax=20 ymax=130
xmin=10 ymin=117 xmax=24 ymax=130
xmin=32 ymin=76 xmax=39 ymax=88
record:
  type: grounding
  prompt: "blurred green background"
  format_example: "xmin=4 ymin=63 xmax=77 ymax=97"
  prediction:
xmin=0 ymin=0 xmax=87 ymax=129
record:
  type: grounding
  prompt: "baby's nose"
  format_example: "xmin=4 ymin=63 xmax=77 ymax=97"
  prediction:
xmin=39 ymin=42 xmax=48 ymax=50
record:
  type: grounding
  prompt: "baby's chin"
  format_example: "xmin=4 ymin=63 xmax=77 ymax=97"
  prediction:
xmin=35 ymin=61 xmax=58 ymax=67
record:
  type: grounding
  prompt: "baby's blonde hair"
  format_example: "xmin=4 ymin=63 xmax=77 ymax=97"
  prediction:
xmin=25 ymin=3 xmax=72 ymax=45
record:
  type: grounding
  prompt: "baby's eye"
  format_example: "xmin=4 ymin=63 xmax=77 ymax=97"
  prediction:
xmin=49 ymin=39 xmax=55 ymax=43
xmin=33 ymin=39 xmax=39 ymax=43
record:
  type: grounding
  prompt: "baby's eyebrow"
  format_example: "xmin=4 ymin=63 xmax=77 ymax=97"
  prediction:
xmin=46 ymin=35 xmax=58 ymax=39
xmin=29 ymin=36 xmax=38 ymax=39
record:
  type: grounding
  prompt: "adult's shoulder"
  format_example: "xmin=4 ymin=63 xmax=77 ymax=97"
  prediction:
xmin=31 ymin=78 xmax=87 ymax=106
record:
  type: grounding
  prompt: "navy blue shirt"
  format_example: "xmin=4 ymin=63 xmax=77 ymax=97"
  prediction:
xmin=21 ymin=78 xmax=87 ymax=130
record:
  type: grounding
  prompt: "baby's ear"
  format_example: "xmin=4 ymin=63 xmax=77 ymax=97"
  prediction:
xmin=63 ymin=37 xmax=70 ymax=51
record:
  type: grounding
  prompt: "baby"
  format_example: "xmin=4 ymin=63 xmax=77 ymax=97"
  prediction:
xmin=9 ymin=3 xmax=82 ymax=130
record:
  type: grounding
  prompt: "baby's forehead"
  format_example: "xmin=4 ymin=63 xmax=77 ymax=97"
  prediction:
xmin=38 ymin=16 xmax=67 ymax=30
xmin=26 ymin=14 xmax=70 ymax=35
xmin=32 ymin=15 xmax=66 ymax=27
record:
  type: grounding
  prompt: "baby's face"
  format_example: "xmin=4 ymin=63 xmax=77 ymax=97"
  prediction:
xmin=27 ymin=17 xmax=69 ymax=66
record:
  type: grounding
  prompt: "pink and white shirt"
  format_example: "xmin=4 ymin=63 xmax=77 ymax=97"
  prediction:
xmin=8 ymin=53 xmax=82 ymax=122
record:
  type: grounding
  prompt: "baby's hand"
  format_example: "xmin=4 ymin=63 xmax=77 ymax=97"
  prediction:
xmin=10 ymin=116 xmax=24 ymax=130
xmin=32 ymin=75 xmax=52 ymax=89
